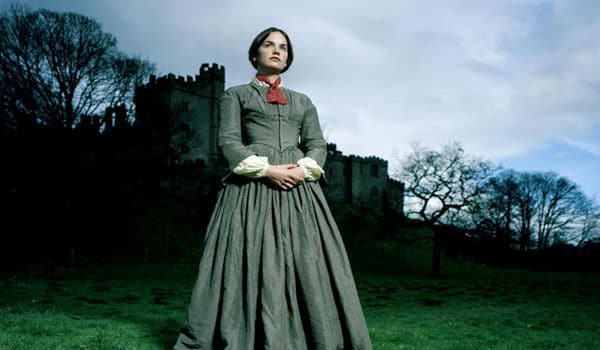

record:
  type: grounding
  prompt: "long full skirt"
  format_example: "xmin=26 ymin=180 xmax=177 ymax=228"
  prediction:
xmin=173 ymin=146 xmax=372 ymax=350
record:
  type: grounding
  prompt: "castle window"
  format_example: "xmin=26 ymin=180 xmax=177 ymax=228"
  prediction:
xmin=370 ymin=164 xmax=379 ymax=178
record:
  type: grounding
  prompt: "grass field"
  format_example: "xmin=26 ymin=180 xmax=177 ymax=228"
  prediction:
xmin=1 ymin=246 xmax=599 ymax=350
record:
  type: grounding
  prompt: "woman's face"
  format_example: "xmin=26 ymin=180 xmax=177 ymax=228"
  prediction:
xmin=254 ymin=31 xmax=289 ymax=75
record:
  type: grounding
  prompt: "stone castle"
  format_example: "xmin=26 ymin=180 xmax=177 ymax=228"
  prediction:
xmin=134 ymin=63 xmax=404 ymax=213
xmin=324 ymin=144 xmax=404 ymax=213
xmin=134 ymin=63 xmax=224 ymax=166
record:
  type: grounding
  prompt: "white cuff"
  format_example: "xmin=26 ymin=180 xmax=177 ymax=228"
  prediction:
xmin=298 ymin=165 xmax=310 ymax=178
xmin=297 ymin=157 xmax=324 ymax=181
xmin=233 ymin=155 xmax=270 ymax=178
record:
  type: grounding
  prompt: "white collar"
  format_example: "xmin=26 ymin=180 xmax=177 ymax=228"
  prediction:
xmin=251 ymin=77 xmax=285 ymax=88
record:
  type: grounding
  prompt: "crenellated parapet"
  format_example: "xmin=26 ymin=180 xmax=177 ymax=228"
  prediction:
xmin=134 ymin=63 xmax=225 ymax=166
xmin=347 ymin=154 xmax=388 ymax=166
xmin=323 ymin=144 xmax=404 ymax=214
xmin=198 ymin=63 xmax=225 ymax=82
xmin=78 ymin=104 xmax=129 ymax=134
xmin=141 ymin=63 xmax=225 ymax=98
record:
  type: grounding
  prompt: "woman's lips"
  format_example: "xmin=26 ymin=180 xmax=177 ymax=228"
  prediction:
xmin=270 ymin=57 xmax=280 ymax=62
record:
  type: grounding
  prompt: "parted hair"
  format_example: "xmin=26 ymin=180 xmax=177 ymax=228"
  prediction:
xmin=248 ymin=27 xmax=294 ymax=73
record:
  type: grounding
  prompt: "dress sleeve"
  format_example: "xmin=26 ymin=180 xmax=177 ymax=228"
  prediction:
xmin=297 ymin=157 xmax=324 ymax=181
xmin=300 ymin=99 xmax=327 ymax=168
xmin=217 ymin=90 xmax=256 ymax=169
xmin=233 ymin=155 xmax=270 ymax=178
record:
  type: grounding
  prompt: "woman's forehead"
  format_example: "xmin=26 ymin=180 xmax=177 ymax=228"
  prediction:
xmin=264 ymin=31 xmax=287 ymax=44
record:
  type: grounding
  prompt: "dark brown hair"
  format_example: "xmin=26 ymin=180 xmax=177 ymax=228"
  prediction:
xmin=248 ymin=27 xmax=294 ymax=73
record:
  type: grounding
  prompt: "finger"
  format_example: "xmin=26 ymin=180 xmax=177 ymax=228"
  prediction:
xmin=286 ymin=177 xmax=296 ymax=184
xmin=283 ymin=181 xmax=294 ymax=188
xmin=285 ymin=178 xmax=297 ymax=187
xmin=290 ymin=174 xmax=303 ymax=181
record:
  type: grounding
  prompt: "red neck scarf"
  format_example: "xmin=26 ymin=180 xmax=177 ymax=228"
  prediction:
xmin=255 ymin=75 xmax=288 ymax=105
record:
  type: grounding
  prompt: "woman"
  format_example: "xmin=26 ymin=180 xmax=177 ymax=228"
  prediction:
xmin=173 ymin=27 xmax=372 ymax=350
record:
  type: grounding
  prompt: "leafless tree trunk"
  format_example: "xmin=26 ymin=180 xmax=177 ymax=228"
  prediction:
xmin=395 ymin=141 xmax=496 ymax=277
xmin=473 ymin=169 xmax=520 ymax=245
xmin=515 ymin=172 xmax=537 ymax=252
xmin=532 ymin=172 xmax=584 ymax=249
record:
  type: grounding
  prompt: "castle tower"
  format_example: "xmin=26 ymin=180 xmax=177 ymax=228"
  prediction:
xmin=347 ymin=155 xmax=389 ymax=209
xmin=134 ymin=63 xmax=225 ymax=165
xmin=323 ymin=143 xmax=404 ymax=214
xmin=323 ymin=143 xmax=351 ymax=203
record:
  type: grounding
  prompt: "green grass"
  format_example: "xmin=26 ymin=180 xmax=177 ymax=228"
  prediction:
xmin=1 ymin=249 xmax=599 ymax=350
xmin=0 ymin=262 xmax=188 ymax=349
xmin=359 ymin=275 xmax=599 ymax=350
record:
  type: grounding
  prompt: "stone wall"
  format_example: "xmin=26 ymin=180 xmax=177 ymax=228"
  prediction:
xmin=134 ymin=64 xmax=404 ymax=214
xmin=323 ymin=143 xmax=404 ymax=214
xmin=134 ymin=63 xmax=224 ymax=165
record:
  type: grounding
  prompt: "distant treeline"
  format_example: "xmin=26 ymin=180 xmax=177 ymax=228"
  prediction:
xmin=393 ymin=142 xmax=599 ymax=275
xmin=1 ymin=5 xmax=598 ymax=274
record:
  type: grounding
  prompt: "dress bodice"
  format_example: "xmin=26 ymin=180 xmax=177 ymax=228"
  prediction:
xmin=238 ymin=84 xmax=305 ymax=151
xmin=217 ymin=82 xmax=327 ymax=170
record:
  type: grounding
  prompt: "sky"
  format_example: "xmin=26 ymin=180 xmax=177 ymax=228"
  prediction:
xmin=2 ymin=0 xmax=599 ymax=199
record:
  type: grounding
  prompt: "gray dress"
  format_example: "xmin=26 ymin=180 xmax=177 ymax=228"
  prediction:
xmin=173 ymin=81 xmax=373 ymax=350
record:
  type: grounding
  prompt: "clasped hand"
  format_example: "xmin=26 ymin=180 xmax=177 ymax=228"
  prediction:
xmin=265 ymin=164 xmax=305 ymax=190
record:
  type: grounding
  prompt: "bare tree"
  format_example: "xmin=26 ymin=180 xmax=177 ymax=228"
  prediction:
xmin=0 ymin=5 xmax=154 ymax=129
xmin=480 ymin=170 xmax=597 ymax=251
xmin=468 ymin=169 xmax=520 ymax=246
xmin=531 ymin=172 xmax=585 ymax=249
xmin=574 ymin=198 xmax=600 ymax=247
xmin=513 ymin=172 xmax=538 ymax=252
xmin=395 ymin=141 xmax=496 ymax=276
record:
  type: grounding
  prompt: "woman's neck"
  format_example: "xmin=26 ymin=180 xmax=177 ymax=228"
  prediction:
xmin=256 ymin=71 xmax=280 ymax=84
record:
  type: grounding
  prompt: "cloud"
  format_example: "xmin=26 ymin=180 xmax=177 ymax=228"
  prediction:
xmin=3 ymin=0 xmax=599 ymax=197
